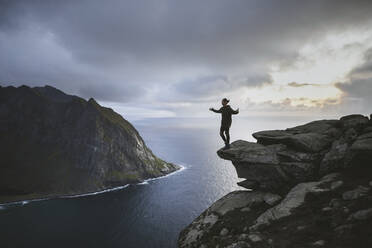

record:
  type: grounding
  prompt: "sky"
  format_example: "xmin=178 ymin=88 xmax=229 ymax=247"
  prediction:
xmin=0 ymin=0 xmax=372 ymax=121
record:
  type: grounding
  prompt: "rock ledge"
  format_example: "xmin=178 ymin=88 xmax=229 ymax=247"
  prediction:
xmin=179 ymin=114 xmax=372 ymax=248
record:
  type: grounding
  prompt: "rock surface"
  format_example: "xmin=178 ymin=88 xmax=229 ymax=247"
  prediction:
xmin=179 ymin=114 xmax=372 ymax=248
xmin=0 ymin=85 xmax=179 ymax=203
xmin=250 ymin=178 xmax=334 ymax=231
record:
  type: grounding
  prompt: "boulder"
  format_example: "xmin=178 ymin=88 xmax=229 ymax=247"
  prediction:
xmin=250 ymin=174 xmax=338 ymax=230
xmin=320 ymin=172 xmax=342 ymax=182
xmin=285 ymin=119 xmax=341 ymax=134
xmin=279 ymin=162 xmax=317 ymax=182
xmin=237 ymin=180 xmax=259 ymax=190
xmin=357 ymin=132 xmax=372 ymax=140
xmin=218 ymin=141 xmax=290 ymax=192
xmin=348 ymin=208 xmax=372 ymax=221
xmin=209 ymin=191 xmax=282 ymax=215
xmin=344 ymin=128 xmax=358 ymax=143
xmin=252 ymin=130 xmax=293 ymax=145
xmin=240 ymin=207 xmax=251 ymax=212
xmin=350 ymin=137 xmax=372 ymax=151
xmin=342 ymin=186 xmax=369 ymax=200
xmin=218 ymin=135 xmax=330 ymax=192
xmin=363 ymin=126 xmax=372 ymax=133
xmin=231 ymin=161 xmax=290 ymax=192
xmin=178 ymin=212 xmax=219 ymax=248
xmin=277 ymin=149 xmax=319 ymax=162
xmin=286 ymin=132 xmax=332 ymax=153
xmin=253 ymin=131 xmax=332 ymax=153
xmin=344 ymin=130 xmax=372 ymax=168
xmin=178 ymin=191 xmax=281 ymax=247
xmin=330 ymin=180 xmax=344 ymax=191
xmin=319 ymin=138 xmax=349 ymax=175
xmin=340 ymin=114 xmax=369 ymax=130
xmin=250 ymin=181 xmax=322 ymax=230
xmin=217 ymin=140 xmax=281 ymax=164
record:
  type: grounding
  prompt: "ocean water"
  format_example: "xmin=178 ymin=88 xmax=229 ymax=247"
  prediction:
xmin=0 ymin=116 xmax=316 ymax=248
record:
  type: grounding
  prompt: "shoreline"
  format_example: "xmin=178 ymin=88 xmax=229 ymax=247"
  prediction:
xmin=0 ymin=164 xmax=186 ymax=207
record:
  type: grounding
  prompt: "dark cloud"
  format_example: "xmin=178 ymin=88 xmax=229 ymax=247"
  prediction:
xmin=1 ymin=0 xmax=372 ymax=104
xmin=167 ymin=72 xmax=272 ymax=103
xmin=337 ymin=80 xmax=372 ymax=100
xmin=336 ymin=48 xmax=372 ymax=114
xmin=288 ymin=82 xmax=321 ymax=87
xmin=348 ymin=49 xmax=372 ymax=80
xmin=336 ymin=79 xmax=372 ymax=115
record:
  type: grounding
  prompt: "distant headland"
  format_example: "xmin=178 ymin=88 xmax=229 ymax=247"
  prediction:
xmin=0 ymin=85 xmax=180 ymax=204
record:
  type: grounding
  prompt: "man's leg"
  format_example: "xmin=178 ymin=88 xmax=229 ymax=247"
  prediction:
xmin=219 ymin=126 xmax=227 ymax=143
xmin=225 ymin=127 xmax=230 ymax=144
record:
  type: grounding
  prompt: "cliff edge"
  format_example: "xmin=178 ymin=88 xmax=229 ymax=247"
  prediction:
xmin=0 ymin=85 xmax=179 ymax=204
xmin=179 ymin=114 xmax=372 ymax=248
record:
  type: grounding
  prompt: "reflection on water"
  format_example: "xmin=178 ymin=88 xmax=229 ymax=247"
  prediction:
xmin=0 ymin=116 xmax=315 ymax=248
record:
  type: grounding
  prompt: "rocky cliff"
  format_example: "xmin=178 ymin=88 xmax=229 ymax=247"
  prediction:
xmin=0 ymin=85 xmax=179 ymax=204
xmin=179 ymin=114 xmax=372 ymax=248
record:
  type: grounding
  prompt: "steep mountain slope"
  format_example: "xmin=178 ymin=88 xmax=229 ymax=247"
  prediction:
xmin=0 ymin=85 xmax=179 ymax=203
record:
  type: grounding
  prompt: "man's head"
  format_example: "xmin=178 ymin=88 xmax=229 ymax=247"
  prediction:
xmin=221 ymin=98 xmax=229 ymax=106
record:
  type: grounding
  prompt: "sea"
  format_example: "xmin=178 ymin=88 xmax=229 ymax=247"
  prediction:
xmin=0 ymin=116 xmax=318 ymax=248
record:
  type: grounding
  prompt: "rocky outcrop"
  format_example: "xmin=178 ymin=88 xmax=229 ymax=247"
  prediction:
xmin=178 ymin=191 xmax=282 ymax=248
xmin=179 ymin=114 xmax=372 ymax=248
xmin=250 ymin=173 xmax=340 ymax=231
xmin=0 ymin=85 xmax=179 ymax=204
xmin=216 ymin=114 xmax=372 ymax=194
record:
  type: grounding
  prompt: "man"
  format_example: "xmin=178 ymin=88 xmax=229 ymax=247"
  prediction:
xmin=209 ymin=98 xmax=239 ymax=148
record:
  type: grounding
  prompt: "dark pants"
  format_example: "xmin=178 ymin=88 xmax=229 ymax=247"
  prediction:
xmin=220 ymin=125 xmax=230 ymax=145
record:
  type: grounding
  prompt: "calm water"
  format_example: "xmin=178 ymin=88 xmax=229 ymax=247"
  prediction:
xmin=0 ymin=116 xmax=316 ymax=248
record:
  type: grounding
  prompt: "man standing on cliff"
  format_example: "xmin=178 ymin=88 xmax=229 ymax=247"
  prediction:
xmin=209 ymin=98 xmax=239 ymax=149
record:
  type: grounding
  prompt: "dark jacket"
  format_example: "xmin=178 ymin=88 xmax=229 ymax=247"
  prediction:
xmin=211 ymin=105 xmax=238 ymax=127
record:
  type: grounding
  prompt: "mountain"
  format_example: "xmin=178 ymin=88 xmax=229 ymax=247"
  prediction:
xmin=0 ymin=85 xmax=179 ymax=204
xmin=179 ymin=114 xmax=372 ymax=248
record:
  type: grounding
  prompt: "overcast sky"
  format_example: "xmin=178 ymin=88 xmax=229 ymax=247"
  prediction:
xmin=1 ymin=0 xmax=371 ymax=120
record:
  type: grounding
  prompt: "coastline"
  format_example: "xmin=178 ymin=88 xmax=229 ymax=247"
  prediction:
xmin=0 ymin=164 xmax=186 ymax=207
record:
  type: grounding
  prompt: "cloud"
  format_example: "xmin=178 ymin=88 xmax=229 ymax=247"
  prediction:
xmin=335 ymin=48 xmax=372 ymax=115
xmin=0 ymin=0 xmax=372 ymax=118
xmin=288 ymin=82 xmax=320 ymax=87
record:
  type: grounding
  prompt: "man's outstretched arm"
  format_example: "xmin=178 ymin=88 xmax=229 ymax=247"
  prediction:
xmin=209 ymin=107 xmax=222 ymax=113
xmin=231 ymin=108 xmax=239 ymax=115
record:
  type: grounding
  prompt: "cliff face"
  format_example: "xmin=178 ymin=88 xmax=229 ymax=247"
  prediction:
xmin=179 ymin=114 xmax=372 ymax=248
xmin=0 ymin=85 xmax=179 ymax=203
